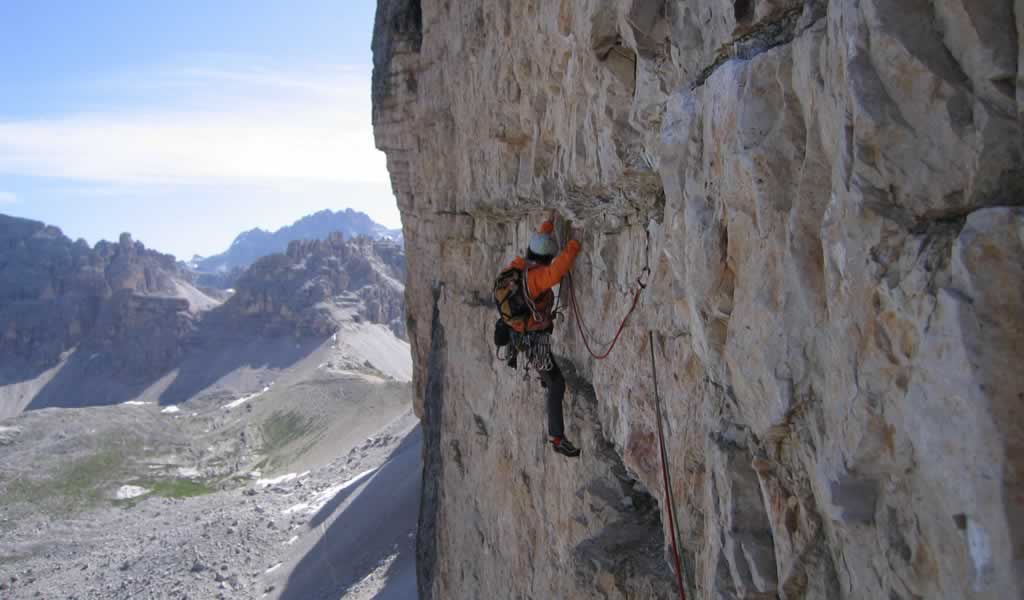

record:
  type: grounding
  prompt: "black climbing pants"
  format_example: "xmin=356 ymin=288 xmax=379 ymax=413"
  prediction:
xmin=538 ymin=359 xmax=566 ymax=439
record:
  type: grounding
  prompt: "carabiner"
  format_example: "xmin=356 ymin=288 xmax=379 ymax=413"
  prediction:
xmin=636 ymin=266 xmax=652 ymax=290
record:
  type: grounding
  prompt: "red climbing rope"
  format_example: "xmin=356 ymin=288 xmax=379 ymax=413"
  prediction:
xmin=566 ymin=267 xmax=649 ymax=361
xmin=650 ymin=331 xmax=688 ymax=600
xmin=557 ymin=223 xmax=686 ymax=596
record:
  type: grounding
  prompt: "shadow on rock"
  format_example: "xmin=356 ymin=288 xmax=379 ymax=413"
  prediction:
xmin=24 ymin=326 xmax=330 ymax=411
xmin=278 ymin=425 xmax=422 ymax=600
xmin=157 ymin=334 xmax=327 ymax=406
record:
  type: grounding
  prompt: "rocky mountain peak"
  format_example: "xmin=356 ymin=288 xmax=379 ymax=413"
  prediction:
xmin=193 ymin=209 xmax=402 ymax=280
xmin=0 ymin=214 xmax=198 ymax=376
xmin=225 ymin=233 xmax=406 ymax=339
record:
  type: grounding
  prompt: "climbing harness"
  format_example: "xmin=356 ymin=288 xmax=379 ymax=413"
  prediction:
xmin=566 ymin=266 xmax=649 ymax=360
xmin=650 ymin=331 xmax=688 ymax=600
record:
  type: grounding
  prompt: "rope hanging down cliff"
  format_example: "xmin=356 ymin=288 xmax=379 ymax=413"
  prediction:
xmin=565 ymin=267 xmax=649 ymax=360
xmin=559 ymin=215 xmax=650 ymax=360
xmin=650 ymin=331 xmax=688 ymax=600
xmin=558 ymin=220 xmax=688 ymax=598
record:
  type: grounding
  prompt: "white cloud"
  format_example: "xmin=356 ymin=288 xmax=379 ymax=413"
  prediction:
xmin=0 ymin=191 xmax=15 ymax=204
xmin=0 ymin=64 xmax=388 ymax=185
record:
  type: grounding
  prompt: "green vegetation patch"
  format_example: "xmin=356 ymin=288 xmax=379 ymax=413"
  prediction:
xmin=1 ymin=445 xmax=134 ymax=516
xmin=112 ymin=478 xmax=216 ymax=508
xmin=260 ymin=410 xmax=324 ymax=470
xmin=262 ymin=410 xmax=318 ymax=453
xmin=149 ymin=478 xmax=214 ymax=498
xmin=0 ymin=432 xmax=216 ymax=515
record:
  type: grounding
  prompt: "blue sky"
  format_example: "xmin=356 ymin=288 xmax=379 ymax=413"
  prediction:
xmin=0 ymin=1 xmax=400 ymax=259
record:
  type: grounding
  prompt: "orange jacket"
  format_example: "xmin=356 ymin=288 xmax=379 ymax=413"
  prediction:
xmin=506 ymin=220 xmax=581 ymax=331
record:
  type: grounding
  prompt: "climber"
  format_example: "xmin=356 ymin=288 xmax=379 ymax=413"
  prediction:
xmin=493 ymin=210 xmax=582 ymax=458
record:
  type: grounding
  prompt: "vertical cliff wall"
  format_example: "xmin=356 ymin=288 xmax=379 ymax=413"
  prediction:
xmin=372 ymin=1 xmax=1023 ymax=598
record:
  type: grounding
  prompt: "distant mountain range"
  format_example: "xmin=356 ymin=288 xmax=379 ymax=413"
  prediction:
xmin=191 ymin=209 xmax=402 ymax=279
xmin=0 ymin=212 xmax=406 ymax=417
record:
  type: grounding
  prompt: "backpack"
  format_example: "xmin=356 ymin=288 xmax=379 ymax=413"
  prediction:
xmin=492 ymin=267 xmax=526 ymax=368
xmin=493 ymin=267 xmax=537 ymax=348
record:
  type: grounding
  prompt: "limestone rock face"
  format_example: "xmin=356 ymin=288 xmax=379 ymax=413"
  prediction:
xmin=224 ymin=234 xmax=407 ymax=338
xmin=0 ymin=215 xmax=192 ymax=375
xmin=373 ymin=1 xmax=1022 ymax=599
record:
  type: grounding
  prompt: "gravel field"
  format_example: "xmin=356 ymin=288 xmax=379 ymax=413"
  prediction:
xmin=0 ymin=411 xmax=420 ymax=600
xmin=1 ymin=325 xmax=419 ymax=600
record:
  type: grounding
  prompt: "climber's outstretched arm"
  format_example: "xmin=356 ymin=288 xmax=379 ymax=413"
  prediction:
xmin=528 ymin=238 xmax=581 ymax=295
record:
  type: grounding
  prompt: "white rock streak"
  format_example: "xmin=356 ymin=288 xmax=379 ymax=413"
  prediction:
xmin=224 ymin=385 xmax=271 ymax=410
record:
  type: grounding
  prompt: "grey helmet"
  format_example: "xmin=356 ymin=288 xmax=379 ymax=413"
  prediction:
xmin=529 ymin=232 xmax=558 ymax=257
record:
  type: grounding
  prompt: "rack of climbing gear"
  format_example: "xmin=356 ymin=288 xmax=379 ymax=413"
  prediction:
xmin=501 ymin=330 xmax=555 ymax=375
xmin=566 ymin=265 xmax=650 ymax=361
xmin=518 ymin=331 xmax=554 ymax=373
xmin=525 ymin=332 xmax=554 ymax=372
xmin=649 ymin=331 xmax=689 ymax=600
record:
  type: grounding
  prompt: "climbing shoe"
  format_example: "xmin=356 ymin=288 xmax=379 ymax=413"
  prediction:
xmin=551 ymin=437 xmax=581 ymax=458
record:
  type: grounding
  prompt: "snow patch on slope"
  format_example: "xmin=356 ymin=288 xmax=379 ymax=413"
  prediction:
xmin=224 ymin=385 xmax=272 ymax=410
xmin=256 ymin=471 xmax=310 ymax=489
xmin=115 ymin=485 xmax=150 ymax=500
